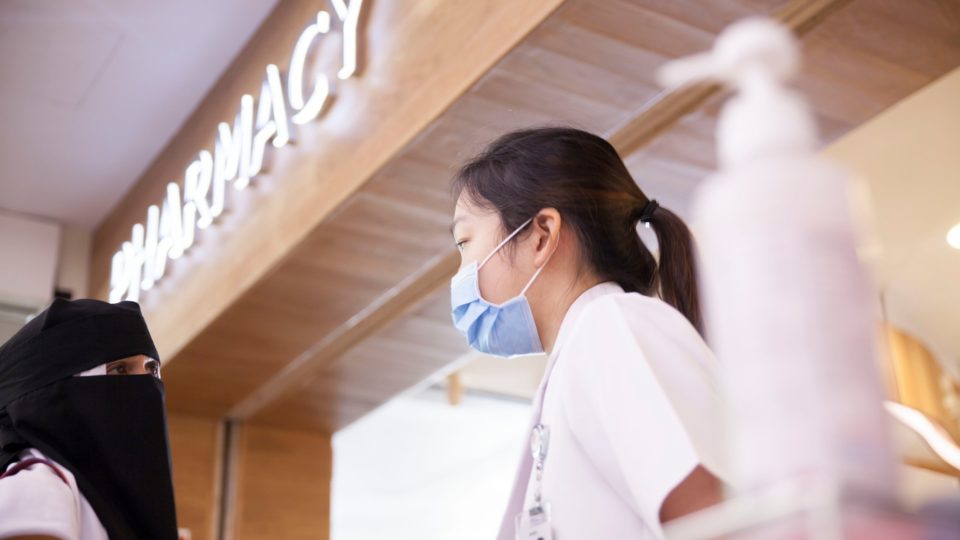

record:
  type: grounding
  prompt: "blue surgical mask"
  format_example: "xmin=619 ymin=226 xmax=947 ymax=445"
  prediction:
xmin=450 ymin=217 xmax=555 ymax=358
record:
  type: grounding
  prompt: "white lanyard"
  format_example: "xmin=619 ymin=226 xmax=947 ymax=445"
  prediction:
xmin=530 ymin=423 xmax=550 ymax=506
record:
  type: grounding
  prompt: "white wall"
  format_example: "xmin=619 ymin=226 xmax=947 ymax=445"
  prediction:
xmin=0 ymin=209 xmax=60 ymax=310
xmin=332 ymin=388 xmax=531 ymax=540
xmin=824 ymin=66 xmax=960 ymax=379
xmin=0 ymin=210 xmax=92 ymax=346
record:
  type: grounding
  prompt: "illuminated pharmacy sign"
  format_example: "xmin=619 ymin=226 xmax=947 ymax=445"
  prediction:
xmin=109 ymin=0 xmax=363 ymax=302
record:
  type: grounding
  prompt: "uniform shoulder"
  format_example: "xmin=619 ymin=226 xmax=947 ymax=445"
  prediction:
xmin=565 ymin=291 xmax=717 ymax=378
xmin=561 ymin=291 xmax=665 ymax=355
xmin=576 ymin=291 xmax=697 ymax=339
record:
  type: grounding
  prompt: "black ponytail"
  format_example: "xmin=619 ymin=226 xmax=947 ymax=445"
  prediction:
xmin=643 ymin=204 xmax=703 ymax=334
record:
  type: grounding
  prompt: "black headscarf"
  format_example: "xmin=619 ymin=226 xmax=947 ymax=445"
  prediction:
xmin=0 ymin=298 xmax=178 ymax=539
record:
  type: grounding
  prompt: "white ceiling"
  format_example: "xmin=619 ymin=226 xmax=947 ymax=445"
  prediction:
xmin=0 ymin=0 xmax=278 ymax=229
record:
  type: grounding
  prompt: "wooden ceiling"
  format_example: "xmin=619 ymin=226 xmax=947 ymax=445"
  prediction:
xmin=160 ymin=0 xmax=960 ymax=433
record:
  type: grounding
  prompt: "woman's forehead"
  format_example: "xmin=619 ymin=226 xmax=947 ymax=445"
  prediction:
xmin=454 ymin=194 xmax=498 ymax=221
xmin=453 ymin=193 xmax=475 ymax=217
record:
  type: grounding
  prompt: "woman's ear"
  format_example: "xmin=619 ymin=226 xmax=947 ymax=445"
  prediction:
xmin=532 ymin=208 xmax=561 ymax=268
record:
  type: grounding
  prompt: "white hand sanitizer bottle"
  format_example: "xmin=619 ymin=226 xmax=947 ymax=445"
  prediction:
xmin=659 ymin=18 xmax=896 ymax=500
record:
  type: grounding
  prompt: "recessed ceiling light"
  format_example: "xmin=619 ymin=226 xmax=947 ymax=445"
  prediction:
xmin=949 ymin=223 xmax=960 ymax=250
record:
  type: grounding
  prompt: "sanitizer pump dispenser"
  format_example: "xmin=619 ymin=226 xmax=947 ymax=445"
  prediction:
xmin=659 ymin=18 xmax=896 ymax=499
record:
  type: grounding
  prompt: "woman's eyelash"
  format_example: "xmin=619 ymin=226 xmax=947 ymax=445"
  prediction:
xmin=455 ymin=240 xmax=467 ymax=250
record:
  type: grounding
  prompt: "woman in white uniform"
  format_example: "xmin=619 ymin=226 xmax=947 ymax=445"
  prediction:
xmin=449 ymin=127 xmax=732 ymax=539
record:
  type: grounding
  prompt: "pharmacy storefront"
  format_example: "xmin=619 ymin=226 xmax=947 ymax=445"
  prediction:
xmin=78 ymin=1 xmax=960 ymax=538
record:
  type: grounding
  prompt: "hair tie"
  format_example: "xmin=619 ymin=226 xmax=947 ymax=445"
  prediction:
xmin=637 ymin=199 xmax=659 ymax=227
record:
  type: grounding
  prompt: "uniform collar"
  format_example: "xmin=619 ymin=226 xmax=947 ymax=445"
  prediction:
xmin=496 ymin=281 xmax=626 ymax=540
xmin=547 ymin=281 xmax=624 ymax=362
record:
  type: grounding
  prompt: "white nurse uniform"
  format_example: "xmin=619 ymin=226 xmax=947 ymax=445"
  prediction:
xmin=498 ymin=282 xmax=732 ymax=539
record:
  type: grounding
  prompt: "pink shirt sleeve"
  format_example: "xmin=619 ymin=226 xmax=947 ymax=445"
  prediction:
xmin=0 ymin=454 xmax=82 ymax=539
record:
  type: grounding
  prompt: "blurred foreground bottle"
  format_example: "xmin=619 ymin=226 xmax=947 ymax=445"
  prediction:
xmin=658 ymin=18 xmax=897 ymax=501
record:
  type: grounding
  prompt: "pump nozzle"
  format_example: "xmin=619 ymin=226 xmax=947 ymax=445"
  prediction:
xmin=657 ymin=18 xmax=800 ymax=90
xmin=657 ymin=17 xmax=815 ymax=170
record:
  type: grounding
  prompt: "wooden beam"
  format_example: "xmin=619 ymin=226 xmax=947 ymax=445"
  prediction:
xmin=607 ymin=83 xmax=720 ymax=156
xmin=607 ymin=0 xmax=851 ymax=157
xmin=228 ymin=250 xmax=460 ymax=419
xmin=778 ymin=0 xmax=853 ymax=36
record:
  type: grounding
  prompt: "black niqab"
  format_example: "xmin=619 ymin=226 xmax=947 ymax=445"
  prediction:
xmin=0 ymin=298 xmax=178 ymax=539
